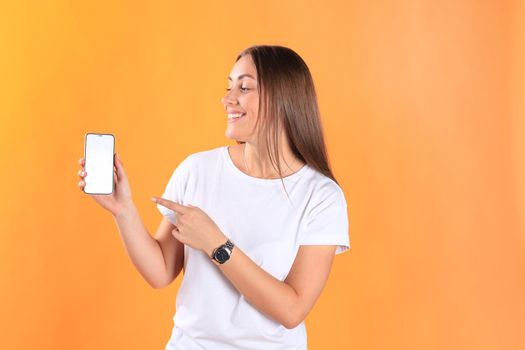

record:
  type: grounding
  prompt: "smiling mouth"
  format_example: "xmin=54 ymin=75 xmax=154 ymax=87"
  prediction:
xmin=227 ymin=113 xmax=246 ymax=122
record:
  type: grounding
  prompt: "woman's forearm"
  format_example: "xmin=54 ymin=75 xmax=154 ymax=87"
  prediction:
xmin=113 ymin=202 xmax=168 ymax=288
xmin=210 ymin=243 xmax=302 ymax=329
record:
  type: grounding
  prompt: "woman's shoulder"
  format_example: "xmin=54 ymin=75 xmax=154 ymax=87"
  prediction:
xmin=303 ymin=167 xmax=347 ymax=205
xmin=184 ymin=145 xmax=226 ymax=164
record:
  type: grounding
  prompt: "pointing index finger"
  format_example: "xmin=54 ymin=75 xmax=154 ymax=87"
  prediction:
xmin=151 ymin=196 xmax=188 ymax=214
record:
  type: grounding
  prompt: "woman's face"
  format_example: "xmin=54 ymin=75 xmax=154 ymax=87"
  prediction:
xmin=221 ymin=54 xmax=260 ymax=143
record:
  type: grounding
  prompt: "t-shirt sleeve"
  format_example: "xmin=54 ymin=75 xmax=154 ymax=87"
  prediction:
xmin=298 ymin=183 xmax=350 ymax=255
xmin=156 ymin=155 xmax=192 ymax=225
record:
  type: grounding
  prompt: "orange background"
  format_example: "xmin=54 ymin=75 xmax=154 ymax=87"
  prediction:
xmin=1 ymin=1 xmax=524 ymax=349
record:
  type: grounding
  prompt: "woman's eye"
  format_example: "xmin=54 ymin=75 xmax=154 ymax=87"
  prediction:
xmin=225 ymin=87 xmax=250 ymax=92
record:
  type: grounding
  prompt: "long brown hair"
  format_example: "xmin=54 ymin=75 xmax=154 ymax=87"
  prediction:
xmin=234 ymin=45 xmax=339 ymax=193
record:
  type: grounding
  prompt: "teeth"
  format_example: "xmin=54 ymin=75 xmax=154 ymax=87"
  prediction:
xmin=227 ymin=113 xmax=245 ymax=119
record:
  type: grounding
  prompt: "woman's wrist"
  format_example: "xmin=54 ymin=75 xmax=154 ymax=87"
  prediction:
xmin=206 ymin=231 xmax=230 ymax=259
xmin=113 ymin=201 xmax=136 ymax=219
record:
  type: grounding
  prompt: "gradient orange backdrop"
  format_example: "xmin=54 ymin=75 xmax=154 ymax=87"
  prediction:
xmin=1 ymin=1 xmax=524 ymax=349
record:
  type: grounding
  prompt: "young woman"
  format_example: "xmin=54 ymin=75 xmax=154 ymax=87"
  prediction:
xmin=77 ymin=45 xmax=350 ymax=350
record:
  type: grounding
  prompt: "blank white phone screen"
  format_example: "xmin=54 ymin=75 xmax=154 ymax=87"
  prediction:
xmin=84 ymin=133 xmax=115 ymax=195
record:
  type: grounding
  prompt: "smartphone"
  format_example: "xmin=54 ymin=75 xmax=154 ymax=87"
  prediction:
xmin=83 ymin=133 xmax=115 ymax=195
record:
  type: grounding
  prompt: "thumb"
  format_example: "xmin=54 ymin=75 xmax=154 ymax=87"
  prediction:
xmin=171 ymin=228 xmax=185 ymax=244
xmin=115 ymin=152 xmax=122 ymax=165
xmin=115 ymin=153 xmax=128 ymax=178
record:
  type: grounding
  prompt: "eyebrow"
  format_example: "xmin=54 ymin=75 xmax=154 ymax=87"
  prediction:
xmin=227 ymin=74 xmax=257 ymax=81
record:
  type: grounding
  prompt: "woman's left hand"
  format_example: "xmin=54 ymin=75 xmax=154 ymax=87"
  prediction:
xmin=151 ymin=196 xmax=228 ymax=257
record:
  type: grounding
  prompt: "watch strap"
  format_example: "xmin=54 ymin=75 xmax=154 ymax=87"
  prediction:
xmin=223 ymin=239 xmax=234 ymax=251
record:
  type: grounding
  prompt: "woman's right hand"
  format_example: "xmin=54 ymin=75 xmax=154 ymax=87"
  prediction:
xmin=77 ymin=153 xmax=134 ymax=217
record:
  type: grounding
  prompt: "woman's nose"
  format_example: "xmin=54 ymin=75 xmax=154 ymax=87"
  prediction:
xmin=221 ymin=91 xmax=238 ymax=105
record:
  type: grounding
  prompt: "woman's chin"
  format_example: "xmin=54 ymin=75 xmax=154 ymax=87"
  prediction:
xmin=225 ymin=130 xmax=245 ymax=141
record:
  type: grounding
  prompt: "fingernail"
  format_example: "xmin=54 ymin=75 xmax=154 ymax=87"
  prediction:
xmin=150 ymin=197 xmax=157 ymax=202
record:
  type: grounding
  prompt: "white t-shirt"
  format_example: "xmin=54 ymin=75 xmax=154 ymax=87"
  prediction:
xmin=156 ymin=145 xmax=350 ymax=350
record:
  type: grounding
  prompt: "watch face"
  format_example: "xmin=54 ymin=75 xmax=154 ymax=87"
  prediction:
xmin=215 ymin=248 xmax=230 ymax=263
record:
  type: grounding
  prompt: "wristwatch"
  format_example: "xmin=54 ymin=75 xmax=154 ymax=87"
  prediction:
xmin=211 ymin=239 xmax=235 ymax=264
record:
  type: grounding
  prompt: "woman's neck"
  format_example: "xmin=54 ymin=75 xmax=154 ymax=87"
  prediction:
xmin=241 ymin=140 xmax=304 ymax=179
